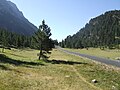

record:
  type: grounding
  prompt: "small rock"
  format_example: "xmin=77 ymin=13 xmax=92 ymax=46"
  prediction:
xmin=91 ymin=79 xmax=97 ymax=83
xmin=115 ymin=57 xmax=120 ymax=60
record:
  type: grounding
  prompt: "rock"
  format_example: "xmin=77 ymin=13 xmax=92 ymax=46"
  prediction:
xmin=91 ymin=79 xmax=97 ymax=83
xmin=115 ymin=57 xmax=120 ymax=60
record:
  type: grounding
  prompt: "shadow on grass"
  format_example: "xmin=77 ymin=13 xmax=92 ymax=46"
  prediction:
xmin=44 ymin=59 xmax=87 ymax=65
xmin=0 ymin=54 xmax=44 ymax=66
xmin=0 ymin=64 xmax=11 ymax=70
xmin=5 ymin=52 xmax=27 ymax=58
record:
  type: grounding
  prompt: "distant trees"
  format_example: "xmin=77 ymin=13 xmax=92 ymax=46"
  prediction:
xmin=0 ymin=28 xmax=32 ymax=52
xmin=53 ymin=39 xmax=59 ymax=46
xmin=0 ymin=20 xmax=55 ymax=60
xmin=33 ymin=20 xmax=54 ymax=60
xmin=59 ymin=10 xmax=120 ymax=49
xmin=0 ymin=29 xmax=7 ymax=52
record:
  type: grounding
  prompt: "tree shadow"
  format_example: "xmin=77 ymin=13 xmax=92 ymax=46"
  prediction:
xmin=5 ymin=52 xmax=27 ymax=58
xmin=44 ymin=59 xmax=87 ymax=65
xmin=0 ymin=54 xmax=44 ymax=66
xmin=0 ymin=64 xmax=11 ymax=70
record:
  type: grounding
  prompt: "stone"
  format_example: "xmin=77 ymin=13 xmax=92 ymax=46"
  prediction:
xmin=115 ymin=57 xmax=120 ymax=60
xmin=91 ymin=79 xmax=97 ymax=83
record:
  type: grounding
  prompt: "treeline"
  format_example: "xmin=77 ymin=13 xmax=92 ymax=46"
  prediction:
xmin=0 ymin=20 xmax=56 ymax=60
xmin=0 ymin=27 xmax=54 ymax=50
xmin=0 ymin=28 xmax=31 ymax=48
xmin=59 ymin=10 xmax=120 ymax=49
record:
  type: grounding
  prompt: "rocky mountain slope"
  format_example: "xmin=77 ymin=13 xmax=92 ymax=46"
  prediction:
xmin=0 ymin=0 xmax=37 ymax=35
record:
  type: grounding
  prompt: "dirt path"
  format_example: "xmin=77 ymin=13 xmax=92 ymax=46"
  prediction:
xmin=70 ymin=65 xmax=102 ymax=90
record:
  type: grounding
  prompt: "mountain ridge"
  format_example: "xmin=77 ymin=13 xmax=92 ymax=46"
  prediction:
xmin=0 ymin=0 xmax=37 ymax=35
xmin=60 ymin=10 xmax=120 ymax=49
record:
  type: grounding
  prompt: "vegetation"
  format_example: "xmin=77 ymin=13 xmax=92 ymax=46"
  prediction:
xmin=0 ymin=0 xmax=37 ymax=35
xmin=0 ymin=9 xmax=120 ymax=90
xmin=0 ymin=20 xmax=54 ymax=56
xmin=0 ymin=28 xmax=32 ymax=50
xmin=0 ymin=48 xmax=120 ymax=90
xmin=33 ymin=20 xmax=54 ymax=60
xmin=59 ymin=10 xmax=120 ymax=49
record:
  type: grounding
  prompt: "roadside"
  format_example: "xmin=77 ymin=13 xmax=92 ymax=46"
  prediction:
xmin=64 ymin=48 xmax=120 ymax=60
xmin=59 ymin=48 xmax=120 ymax=68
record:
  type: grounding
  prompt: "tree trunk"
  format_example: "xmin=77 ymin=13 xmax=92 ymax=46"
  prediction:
xmin=39 ymin=42 xmax=42 ymax=60
xmin=39 ymin=49 xmax=42 ymax=60
xmin=2 ymin=47 xmax=4 ymax=53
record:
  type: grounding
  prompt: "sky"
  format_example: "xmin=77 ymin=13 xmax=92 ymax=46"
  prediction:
xmin=10 ymin=0 xmax=120 ymax=41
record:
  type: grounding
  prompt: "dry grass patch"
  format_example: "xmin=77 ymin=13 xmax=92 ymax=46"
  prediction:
xmin=0 ymin=48 xmax=120 ymax=90
xmin=0 ymin=48 xmax=98 ymax=90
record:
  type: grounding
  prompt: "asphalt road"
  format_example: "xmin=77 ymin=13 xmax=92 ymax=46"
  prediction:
xmin=59 ymin=48 xmax=120 ymax=68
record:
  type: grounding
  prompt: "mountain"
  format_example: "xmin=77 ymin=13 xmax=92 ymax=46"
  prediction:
xmin=60 ymin=10 xmax=120 ymax=49
xmin=0 ymin=0 xmax=37 ymax=35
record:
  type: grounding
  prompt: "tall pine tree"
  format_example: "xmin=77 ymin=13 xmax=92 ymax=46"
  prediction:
xmin=33 ymin=20 xmax=53 ymax=60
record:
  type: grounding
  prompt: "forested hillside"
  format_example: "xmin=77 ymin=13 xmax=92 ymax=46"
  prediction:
xmin=0 ymin=20 xmax=54 ymax=51
xmin=60 ymin=10 xmax=120 ymax=49
xmin=0 ymin=28 xmax=32 ymax=48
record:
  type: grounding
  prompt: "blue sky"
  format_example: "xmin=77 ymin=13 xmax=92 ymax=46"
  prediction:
xmin=10 ymin=0 xmax=120 ymax=41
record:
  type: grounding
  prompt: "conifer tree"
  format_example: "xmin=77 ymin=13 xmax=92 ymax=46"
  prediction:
xmin=33 ymin=20 xmax=53 ymax=60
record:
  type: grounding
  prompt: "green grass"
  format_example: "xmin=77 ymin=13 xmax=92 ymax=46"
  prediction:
xmin=64 ymin=48 xmax=120 ymax=60
xmin=0 ymin=48 xmax=120 ymax=90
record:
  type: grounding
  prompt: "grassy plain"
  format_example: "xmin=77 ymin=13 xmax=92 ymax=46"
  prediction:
xmin=65 ymin=48 xmax=120 ymax=60
xmin=0 ymin=48 xmax=120 ymax=90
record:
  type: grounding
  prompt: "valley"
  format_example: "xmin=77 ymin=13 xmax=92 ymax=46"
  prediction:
xmin=0 ymin=48 xmax=120 ymax=90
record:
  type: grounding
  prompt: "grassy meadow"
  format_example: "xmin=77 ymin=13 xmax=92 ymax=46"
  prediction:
xmin=0 ymin=48 xmax=120 ymax=90
xmin=64 ymin=48 xmax=120 ymax=60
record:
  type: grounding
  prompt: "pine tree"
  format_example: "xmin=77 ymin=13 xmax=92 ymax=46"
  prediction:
xmin=33 ymin=20 xmax=53 ymax=60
